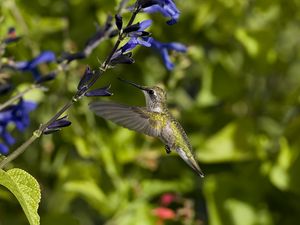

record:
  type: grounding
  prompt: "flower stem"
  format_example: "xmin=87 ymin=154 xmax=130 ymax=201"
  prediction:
xmin=0 ymin=99 xmax=74 ymax=169
xmin=0 ymin=135 xmax=37 ymax=169
xmin=116 ymin=0 xmax=130 ymax=14
xmin=85 ymin=7 xmax=139 ymax=89
xmin=0 ymin=84 xmax=44 ymax=111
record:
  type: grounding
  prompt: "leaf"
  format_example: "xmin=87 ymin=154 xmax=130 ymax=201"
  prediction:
xmin=63 ymin=180 xmax=108 ymax=214
xmin=141 ymin=178 xmax=193 ymax=199
xmin=0 ymin=168 xmax=41 ymax=225
xmin=203 ymin=175 xmax=273 ymax=225
xmin=105 ymin=201 xmax=154 ymax=225
xmin=33 ymin=17 xmax=68 ymax=34
xmin=197 ymin=122 xmax=254 ymax=163
xmin=235 ymin=28 xmax=259 ymax=57
xmin=269 ymin=137 xmax=300 ymax=192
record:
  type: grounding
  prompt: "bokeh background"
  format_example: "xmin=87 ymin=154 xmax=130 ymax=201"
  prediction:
xmin=1 ymin=0 xmax=300 ymax=224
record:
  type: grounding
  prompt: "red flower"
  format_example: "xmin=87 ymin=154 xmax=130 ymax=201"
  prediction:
xmin=160 ymin=193 xmax=176 ymax=206
xmin=153 ymin=207 xmax=176 ymax=220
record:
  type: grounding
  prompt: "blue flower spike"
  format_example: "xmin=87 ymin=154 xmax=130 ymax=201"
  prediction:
xmin=0 ymin=121 xmax=15 ymax=154
xmin=0 ymin=143 xmax=9 ymax=155
xmin=121 ymin=20 xmax=153 ymax=53
xmin=14 ymin=51 xmax=56 ymax=80
xmin=141 ymin=0 xmax=180 ymax=25
xmin=12 ymin=99 xmax=37 ymax=131
xmin=146 ymin=37 xmax=187 ymax=70
xmin=0 ymin=99 xmax=37 ymax=154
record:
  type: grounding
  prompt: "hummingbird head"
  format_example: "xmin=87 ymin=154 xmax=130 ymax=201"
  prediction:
xmin=118 ymin=78 xmax=167 ymax=112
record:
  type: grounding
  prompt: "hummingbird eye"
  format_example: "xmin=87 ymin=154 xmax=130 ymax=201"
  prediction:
xmin=148 ymin=90 xmax=154 ymax=95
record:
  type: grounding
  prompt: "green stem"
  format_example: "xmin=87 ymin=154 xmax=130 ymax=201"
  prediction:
xmin=0 ymin=135 xmax=38 ymax=169
xmin=0 ymin=84 xmax=42 ymax=111
xmin=39 ymin=100 xmax=74 ymax=134
xmin=0 ymin=99 xmax=74 ymax=169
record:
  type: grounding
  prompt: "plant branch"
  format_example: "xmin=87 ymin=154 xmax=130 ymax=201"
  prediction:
xmin=0 ymin=84 xmax=44 ymax=111
xmin=0 ymin=5 xmax=141 ymax=169
xmin=0 ymin=135 xmax=38 ymax=168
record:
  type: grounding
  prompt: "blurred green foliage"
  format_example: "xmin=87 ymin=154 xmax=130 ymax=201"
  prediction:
xmin=1 ymin=0 xmax=300 ymax=224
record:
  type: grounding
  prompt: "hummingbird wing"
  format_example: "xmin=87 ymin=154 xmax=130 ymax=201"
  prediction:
xmin=89 ymin=101 xmax=161 ymax=137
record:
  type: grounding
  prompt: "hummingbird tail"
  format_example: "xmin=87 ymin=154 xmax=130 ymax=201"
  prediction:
xmin=191 ymin=163 xmax=205 ymax=178
xmin=176 ymin=147 xmax=205 ymax=178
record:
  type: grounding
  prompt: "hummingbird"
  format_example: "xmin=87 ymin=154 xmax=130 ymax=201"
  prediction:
xmin=89 ymin=78 xmax=204 ymax=177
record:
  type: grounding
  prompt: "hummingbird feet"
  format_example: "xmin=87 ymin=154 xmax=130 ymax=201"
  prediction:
xmin=165 ymin=145 xmax=171 ymax=154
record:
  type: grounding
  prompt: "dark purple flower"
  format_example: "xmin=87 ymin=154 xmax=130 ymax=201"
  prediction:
xmin=58 ymin=52 xmax=86 ymax=64
xmin=83 ymin=30 xmax=109 ymax=56
xmin=137 ymin=0 xmax=162 ymax=9
xmin=77 ymin=66 xmax=94 ymax=92
xmin=59 ymin=16 xmax=114 ymax=63
xmin=110 ymin=51 xmax=135 ymax=66
xmin=85 ymin=85 xmax=113 ymax=97
xmin=14 ymin=51 xmax=56 ymax=80
xmin=146 ymin=37 xmax=187 ymax=70
xmin=3 ymin=27 xmax=21 ymax=44
xmin=115 ymin=14 xmax=123 ymax=30
xmin=35 ymin=72 xmax=57 ymax=84
xmin=121 ymin=20 xmax=152 ymax=52
xmin=83 ymin=15 xmax=114 ymax=57
xmin=43 ymin=115 xmax=71 ymax=135
xmin=142 ymin=0 xmax=180 ymax=25
xmin=0 ymin=83 xmax=13 ymax=95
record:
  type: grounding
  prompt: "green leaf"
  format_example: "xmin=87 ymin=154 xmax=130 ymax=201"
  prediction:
xmin=235 ymin=28 xmax=259 ymax=57
xmin=197 ymin=122 xmax=254 ymax=163
xmin=0 ymin=168 xmax=41 ymax=225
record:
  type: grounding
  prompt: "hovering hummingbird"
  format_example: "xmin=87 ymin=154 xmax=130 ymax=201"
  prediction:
xmin=89 ymin=78 xmax=204 ymax=177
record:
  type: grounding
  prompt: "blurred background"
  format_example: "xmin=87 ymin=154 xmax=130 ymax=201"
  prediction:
xmin=1 ymin=0 xmax=300 ymax=224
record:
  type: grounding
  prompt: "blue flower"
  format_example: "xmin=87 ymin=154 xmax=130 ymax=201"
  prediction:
xmin=146 ymin=37 xmax=187 ymax=70
xmin=142 ymin=0 xmax=180 ymax=25
xmin=11 ymin=99 xmax=37 ymax=131
xmin=0 ymin=109 xmax=15 ymax=154
xmin=121 ymin=20 xmax=152 ymax=52
xmin=0 ymin=143 xmax=9 ymax=154
xmin=0 ymin=99 xmax=37 ymax=154
xmin=14 ymin=51 xmax=56 ymax=80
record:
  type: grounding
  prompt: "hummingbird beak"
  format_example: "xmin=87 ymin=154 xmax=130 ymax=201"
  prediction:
xmin=118 ymin=77 xmax=150 ymax=91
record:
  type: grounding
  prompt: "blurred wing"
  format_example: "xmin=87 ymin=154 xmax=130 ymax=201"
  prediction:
xmin=89 ymin=101 xmax=161 ymax=137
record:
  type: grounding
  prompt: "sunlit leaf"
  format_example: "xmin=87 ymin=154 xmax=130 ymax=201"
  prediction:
xmin=197 ymin=122 xmax=254 ymax=163
xmin=0 ymin=169 xmax=41 ymax=225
